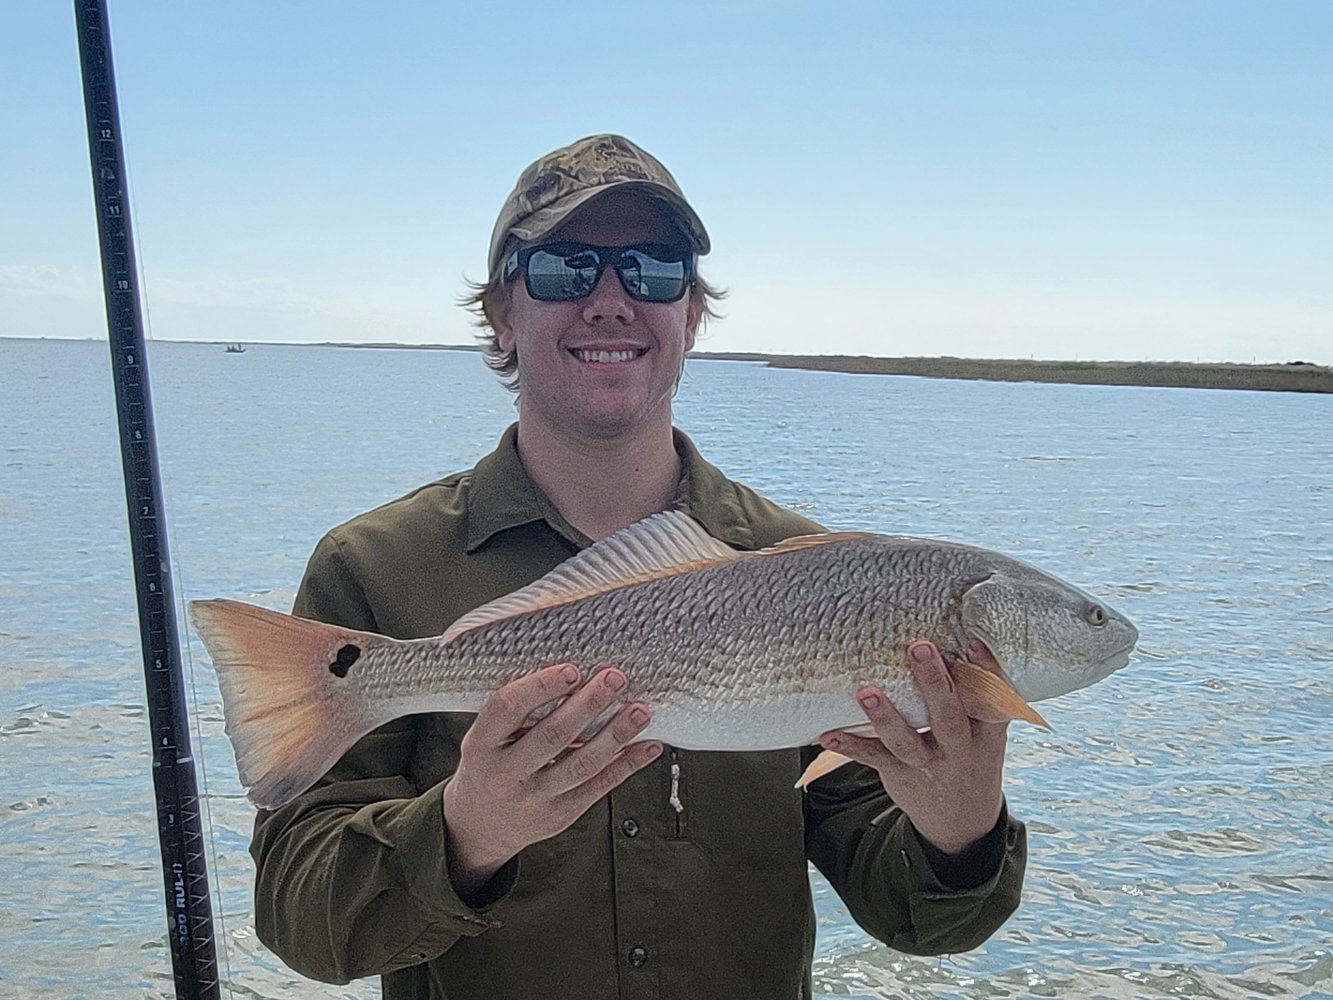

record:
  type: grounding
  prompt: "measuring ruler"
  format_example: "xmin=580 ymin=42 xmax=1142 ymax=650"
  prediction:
xmin=74 ymin=3 xmax=221 ymax=997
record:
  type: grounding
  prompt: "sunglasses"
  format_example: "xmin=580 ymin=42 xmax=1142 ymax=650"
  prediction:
xmin=503 ymin=241 xmax=695 ymax=303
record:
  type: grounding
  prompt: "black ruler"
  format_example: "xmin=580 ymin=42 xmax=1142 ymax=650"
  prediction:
xmin=73 ymin=4 xmax=221 ymax=998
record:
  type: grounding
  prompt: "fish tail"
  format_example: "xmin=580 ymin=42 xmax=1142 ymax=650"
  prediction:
xmin=188 ymin=598 xmax=388 ymax=809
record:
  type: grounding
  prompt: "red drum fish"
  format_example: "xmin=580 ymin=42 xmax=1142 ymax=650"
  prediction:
xmin=189 ymin=511 xmax=1138 ymax=809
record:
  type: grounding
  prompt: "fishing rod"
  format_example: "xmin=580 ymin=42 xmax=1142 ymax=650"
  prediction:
xmin=73 ymin=3 xmax=222 ymax=998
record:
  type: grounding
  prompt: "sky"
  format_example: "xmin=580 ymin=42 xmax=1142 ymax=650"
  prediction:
xmin=3 ymin=1 xmax=1330 ymax=364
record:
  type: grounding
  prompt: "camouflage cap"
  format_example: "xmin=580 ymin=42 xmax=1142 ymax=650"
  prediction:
xmin=487 ymin=134 xmax=710 ymax=280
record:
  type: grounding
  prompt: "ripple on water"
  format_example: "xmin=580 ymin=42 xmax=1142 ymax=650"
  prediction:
xmin=1142 ymin=827 xmax=1271 ymax=859
xmin=812 ymin=946 xmax=1333 ymax=1000
xmin=0 ymin=705 xmax=72 ymax=737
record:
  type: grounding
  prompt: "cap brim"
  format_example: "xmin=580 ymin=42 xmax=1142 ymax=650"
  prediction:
xmin=493 ymin=181 xmax=710 ymax=276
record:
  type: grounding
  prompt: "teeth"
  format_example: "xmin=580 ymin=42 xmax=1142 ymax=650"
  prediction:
xmin=574 ymin=349 xmax=639 ymax=363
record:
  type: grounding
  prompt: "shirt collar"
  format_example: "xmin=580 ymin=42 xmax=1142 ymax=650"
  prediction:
xmin=464 ymin=423 xmax=756 ymax=553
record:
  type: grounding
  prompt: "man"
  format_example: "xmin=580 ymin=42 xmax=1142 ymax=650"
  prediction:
xmin=252 ymin=134 xmax=1026 ymax=999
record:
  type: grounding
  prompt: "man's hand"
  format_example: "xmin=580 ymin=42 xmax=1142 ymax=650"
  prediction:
xmin=441 ymin=663 xmax=661 ymax=903
xmin=818 ymin=640 xmax=1009 ymax=856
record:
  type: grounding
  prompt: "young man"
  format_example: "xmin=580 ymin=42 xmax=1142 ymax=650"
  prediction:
xmin=252 ymin=134 xmax=1027 ymax=999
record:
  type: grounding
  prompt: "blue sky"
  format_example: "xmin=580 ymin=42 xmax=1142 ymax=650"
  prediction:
xmin=4 ymin=1 xmax=1330 ymax=363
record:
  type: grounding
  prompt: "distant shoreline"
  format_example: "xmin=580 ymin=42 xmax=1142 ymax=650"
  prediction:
xmin=695 ymin=352 xmax=1333 ymax=394
xmin=10 ymin=337 xmax=1330 ymax=393
xmin=314 ymin=342 xmax=1332 ymax=394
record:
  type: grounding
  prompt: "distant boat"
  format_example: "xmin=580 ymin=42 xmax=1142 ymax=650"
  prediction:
xmin=225 ymin=344 xmax=246 ymax=354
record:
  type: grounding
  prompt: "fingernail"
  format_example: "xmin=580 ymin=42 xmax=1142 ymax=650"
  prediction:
xmin=911 ymin=643 xmax=934 ymax=664
xmin=604 ymin=670 xmax=627 ymax=691
xmin=561 ymin=665 xmax=579 ymax=684
xmin=859 ymin=692 xmax=880 ymax=710
xmin=630 ymin=706 xmax=649 ymax=726
xmin=823 ymin=735 xmax=842 ymax=750
xmin=644 ymin=742 xmax=663 ymax=760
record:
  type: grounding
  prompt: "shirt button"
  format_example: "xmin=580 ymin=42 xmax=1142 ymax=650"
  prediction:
xmin=621 ymin=818 xmax=640 ymax=838
xmin=628 ymin=946 xmax=648 ymax=968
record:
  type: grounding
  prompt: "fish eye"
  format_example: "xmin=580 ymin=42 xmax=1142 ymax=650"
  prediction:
xmin=1085 ymin=604 xmax=1107 ymax=626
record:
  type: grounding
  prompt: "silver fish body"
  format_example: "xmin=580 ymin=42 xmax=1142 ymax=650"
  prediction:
xmin=190 ymin=512 xmax=1138 ymax=808
xmin=293 ymin=517 xmax=1136 ymax=744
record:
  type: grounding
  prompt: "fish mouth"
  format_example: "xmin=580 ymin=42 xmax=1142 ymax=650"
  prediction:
xmin=1090 ymin=643 xmax=1136 ymax=682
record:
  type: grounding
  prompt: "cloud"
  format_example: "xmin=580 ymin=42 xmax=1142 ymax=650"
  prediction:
xmin=0 ymin=265 xmax=98 ymax=300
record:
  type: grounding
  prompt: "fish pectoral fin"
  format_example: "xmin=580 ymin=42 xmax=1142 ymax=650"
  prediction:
xmin=953 ymin=661 xmax=1051 ymax=730
xmin=795 ymin=749 xmax=856 ymax=789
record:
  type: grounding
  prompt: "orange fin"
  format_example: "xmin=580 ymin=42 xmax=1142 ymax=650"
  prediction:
xmin=954 ymin=661 xmax=1051 ymax=729
xmin=188 ymin=598 xmax=390 ymax=809
xmin=795 ymin=749 xmax=855 ymax=789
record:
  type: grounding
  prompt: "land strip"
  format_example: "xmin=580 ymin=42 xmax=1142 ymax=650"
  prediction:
xmin=690 ymin=353 xmax=1333 ymax=394
xmin=29 ymin=337 xmax=1316 ymax=394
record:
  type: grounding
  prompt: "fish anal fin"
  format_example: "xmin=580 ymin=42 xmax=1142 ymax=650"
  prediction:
xmin=838 ymin=721 xmax=879 ymax=738
xmin=953 ymin=661 xmax=1051 ymax=730
xmin=795 ymin=749 xmax=856 ymax=789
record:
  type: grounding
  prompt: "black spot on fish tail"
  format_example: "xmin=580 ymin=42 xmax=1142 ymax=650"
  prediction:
xmin=329 ymin=644 xmax=361 ymax=678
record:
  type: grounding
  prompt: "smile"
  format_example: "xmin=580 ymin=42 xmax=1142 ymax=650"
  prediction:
xmin=570 ymin=348 xmax=647 ymax=364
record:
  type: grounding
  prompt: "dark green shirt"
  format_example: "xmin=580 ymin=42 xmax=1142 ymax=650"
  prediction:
xmin=251 ymin=425 xmax=1026 ymax=999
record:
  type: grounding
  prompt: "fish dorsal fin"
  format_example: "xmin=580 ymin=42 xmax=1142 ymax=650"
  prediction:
xmin=443 ymin=511 xmax=744 ymax=643
xmin=763 ymin=530 xmax=879 ymax=553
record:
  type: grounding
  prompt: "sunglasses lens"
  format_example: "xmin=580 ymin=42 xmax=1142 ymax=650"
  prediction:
xmin=618 ymin=248 xmax=688 ymax=302
xmin=525 ymin=248 xmax=601 ymax=301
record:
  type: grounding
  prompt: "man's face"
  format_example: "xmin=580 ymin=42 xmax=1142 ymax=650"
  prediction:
xmin=496 ymin=190 xmax=702 ymax=440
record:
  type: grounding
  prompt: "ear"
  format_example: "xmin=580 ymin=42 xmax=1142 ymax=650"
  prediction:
xmin=684 ymin=299 xmax=701 ymax=352
xmin=495 ymin=318 xmax=516 ymax=355
xmin=487 ymin=282 xmax=516 ymax=353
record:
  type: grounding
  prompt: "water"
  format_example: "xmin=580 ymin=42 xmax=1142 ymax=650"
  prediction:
xmin=2 ymin=337 xmax=1330 ymax=999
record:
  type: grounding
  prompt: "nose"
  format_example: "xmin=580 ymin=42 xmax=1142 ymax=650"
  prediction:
xmin=581 ymin=266 xmax=635 ymax=325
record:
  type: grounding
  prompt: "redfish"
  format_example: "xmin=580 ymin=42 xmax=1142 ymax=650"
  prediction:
xmin=189 ymin=511 xmax=1138 ymax=809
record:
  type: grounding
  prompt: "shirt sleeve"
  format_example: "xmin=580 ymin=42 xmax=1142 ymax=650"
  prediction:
xmin=249 ymin=532 xmax=517 ymax=984
xmin=802 ymin=750 xmax=1027 ymax=956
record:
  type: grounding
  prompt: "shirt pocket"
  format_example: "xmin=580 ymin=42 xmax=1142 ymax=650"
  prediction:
xmin=680 ymin=749 xmax=806 ymax=871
